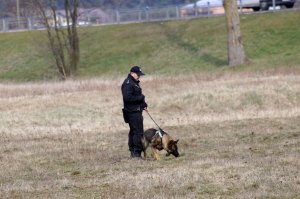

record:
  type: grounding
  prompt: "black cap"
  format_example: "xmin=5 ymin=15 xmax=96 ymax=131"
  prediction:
xmin=130 ymin=66 xmax=145 ymax=76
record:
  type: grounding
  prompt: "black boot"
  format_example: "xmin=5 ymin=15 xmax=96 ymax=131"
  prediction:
xmin=132 ymin=151 xmax=142 ymax=159
xmin=130 ymin=151 xmax=134 ymax=158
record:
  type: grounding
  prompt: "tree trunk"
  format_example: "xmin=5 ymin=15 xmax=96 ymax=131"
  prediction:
xmin=223 ymin=0 xmax=246 ymax=66
xmin=29 ymin=0 xmax=80 ymax=80
xmin=65 ymin=0 xmax=80 ymax=75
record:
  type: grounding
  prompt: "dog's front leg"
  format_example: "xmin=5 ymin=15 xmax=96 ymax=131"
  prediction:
xmin=142 ymin=137 xmax=148 ymax=159
xmin=151 ymin=147 xmax=161 ymax=160
xmin=143 ymin=150 xmax=147 ymax=159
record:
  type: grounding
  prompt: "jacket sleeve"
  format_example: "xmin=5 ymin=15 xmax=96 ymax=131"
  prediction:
xmin=122 ymin=83 xmax=145 ymax=103
xmin=142 ymin=101 xmax=148 ymax=109
xmin=143 ymin=99 xmax=148 ymax=109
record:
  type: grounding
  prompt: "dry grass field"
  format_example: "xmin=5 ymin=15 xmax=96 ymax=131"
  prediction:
xmin=0 ymin=72 xmax=299 ymax=199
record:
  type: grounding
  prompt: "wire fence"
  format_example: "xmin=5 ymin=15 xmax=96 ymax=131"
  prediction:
xmin=0 ymin=3 xmax=299 ymax=32
xmin=0 ymin=5 xmax=205 ymax=32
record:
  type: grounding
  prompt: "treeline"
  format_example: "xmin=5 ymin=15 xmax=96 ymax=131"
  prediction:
xmin=0 ymin=0 xmax=195 ymax=17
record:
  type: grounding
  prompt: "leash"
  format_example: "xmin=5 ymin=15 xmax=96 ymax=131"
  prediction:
xmin=145 ymin=111 xmax=165 ymax=137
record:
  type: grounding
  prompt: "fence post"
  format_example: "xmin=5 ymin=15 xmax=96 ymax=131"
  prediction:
xmin=115 ymin=10 xmax=120 ymax=24
xmin=145 ymin=7 xmax=149 ymax=21
xmin=87 ymin=13 xmax=91 ymax=24
xmin=166 ymin=9 xmax=169 ymax=19
xmin=138 ymin=11 xmax=142 ymax=21
xmin=2 ymin=19 xmax=6 ymax=32
xmin=239 ymin=0 xmax=243 ymax=14
xmin=176 ymin=6 xmax=180 ymax=19
xmin=207 ymin=2 xmax=210 ymax=16
xmin=28 ymin=18 xmax=32 ymax=30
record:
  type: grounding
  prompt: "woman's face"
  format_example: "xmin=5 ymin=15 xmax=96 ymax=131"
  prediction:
xmin=131 ymin=72 xmax=140 ymax=81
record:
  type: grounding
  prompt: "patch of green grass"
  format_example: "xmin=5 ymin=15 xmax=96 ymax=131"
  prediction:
xmin=1 ymin=11 xmax=300 ymax=81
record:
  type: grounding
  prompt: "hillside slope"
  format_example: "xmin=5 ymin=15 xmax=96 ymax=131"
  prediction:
xmin=0 ymin=10 xmax=300 ymax=81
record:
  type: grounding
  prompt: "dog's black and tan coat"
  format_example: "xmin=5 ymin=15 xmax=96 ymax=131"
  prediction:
xmin=142 ymin=128 xmax=179 ymax=160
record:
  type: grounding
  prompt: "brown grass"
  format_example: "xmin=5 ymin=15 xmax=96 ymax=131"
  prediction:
xmin=0 ymin=73 xmax=299 ymax=198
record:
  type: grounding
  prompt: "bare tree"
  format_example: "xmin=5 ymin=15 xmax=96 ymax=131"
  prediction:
xmin=0 ymin=0 xmax=32 ymax=17
xmin=29 ymin=0 xmax=80 ymax=80
xmin=223 ymin=0 xmax=247 ymax=66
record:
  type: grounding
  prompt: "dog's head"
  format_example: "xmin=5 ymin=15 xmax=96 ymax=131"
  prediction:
xmin=166 ymin=139 xmax=179 ymax=158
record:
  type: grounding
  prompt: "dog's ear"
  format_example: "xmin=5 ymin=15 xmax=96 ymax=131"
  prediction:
xmin=169 ymin=139 xmax=179 ymax=146
xmin=168 ymin=140 xmax=175 ymax=147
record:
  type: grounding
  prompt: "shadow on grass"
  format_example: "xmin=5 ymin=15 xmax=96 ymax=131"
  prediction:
xmin=200 ymin=53 xmax=227 ymax=67
xmin=158 ymin=22 xmax=227 ymax=67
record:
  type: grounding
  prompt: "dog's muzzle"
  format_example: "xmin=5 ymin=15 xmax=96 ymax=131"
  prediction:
xmin=167 ymin=150 xmax=179 ymax=158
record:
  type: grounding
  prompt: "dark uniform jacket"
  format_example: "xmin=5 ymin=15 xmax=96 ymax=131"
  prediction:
xmin=121 ymin=74 xmax=147 ymax=113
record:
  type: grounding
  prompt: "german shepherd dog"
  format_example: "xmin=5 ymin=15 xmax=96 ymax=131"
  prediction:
xmin=142 ymin=128 xmax=179 ymax=160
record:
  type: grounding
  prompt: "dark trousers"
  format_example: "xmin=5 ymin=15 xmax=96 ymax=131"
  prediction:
xmin=127 ymin=112 xmax=144 ymax=156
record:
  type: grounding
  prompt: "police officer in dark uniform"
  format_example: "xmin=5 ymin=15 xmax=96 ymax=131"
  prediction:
xmin=121 ymin=66 xmax=148 ymax=159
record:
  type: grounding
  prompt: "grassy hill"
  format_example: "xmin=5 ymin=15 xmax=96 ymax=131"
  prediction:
xmin=0 ymin=10 xmax=300 ymax=81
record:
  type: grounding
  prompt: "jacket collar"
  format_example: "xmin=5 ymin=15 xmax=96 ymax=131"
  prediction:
xmin=128 ymin=74 xmax=140 ymax=84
